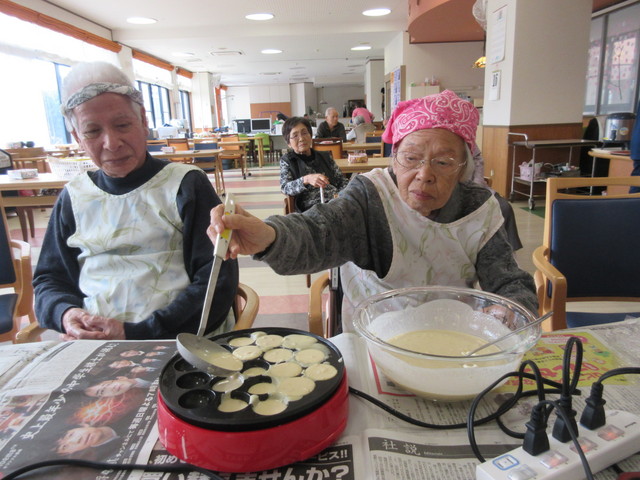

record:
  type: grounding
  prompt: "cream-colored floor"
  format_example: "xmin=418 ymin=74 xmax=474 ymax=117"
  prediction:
xmin=12 ymin=163 xmax=622 ymax=342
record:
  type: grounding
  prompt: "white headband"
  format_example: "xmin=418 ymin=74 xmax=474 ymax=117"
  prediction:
xmin=62 ymin=82 xmax=144 ymax=116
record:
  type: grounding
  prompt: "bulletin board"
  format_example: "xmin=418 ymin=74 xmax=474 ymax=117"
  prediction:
xmin=390 ymin=65 xmax=406 ymax=112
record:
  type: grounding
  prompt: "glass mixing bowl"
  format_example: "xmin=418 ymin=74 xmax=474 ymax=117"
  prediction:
xmin=352 ymin=286 xmax=541 ymax=401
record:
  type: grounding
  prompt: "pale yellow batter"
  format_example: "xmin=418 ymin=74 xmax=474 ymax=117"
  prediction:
xmin=253 ymin=398 xmax=287 ymax=416
xmin=388 ymin=329 xmax=499 ymax=357
xmin=218 ymin=397 xmax=248 ymax=413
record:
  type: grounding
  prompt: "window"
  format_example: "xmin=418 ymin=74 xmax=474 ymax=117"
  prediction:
xmin=586 ymin=2 xmax=640 ymax=114
xmin=136 ymin=81 xmax=171 ymax=129
xmin=0 ymin=54 xmax=72 ymax=147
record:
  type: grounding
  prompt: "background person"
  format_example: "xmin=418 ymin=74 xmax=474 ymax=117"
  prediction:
xmin=211 ymin=91 xmax=537 ymax=332
xmin=33 ymin=61 xmax=238 ymax=340
xmin=280 ymin=117 xmax=349 ymax=212
xmin=346 ymin=115 xmax=376 ymax=143
xmin=351 ymin=105 xmax=374 ymax=124
xmin=315 ymin=107 xmax=347 ymax=141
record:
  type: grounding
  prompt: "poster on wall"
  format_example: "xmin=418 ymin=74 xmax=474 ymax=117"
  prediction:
xmin=391 ymin=66 xmax=402 ymax=111
xmin=488 ymin=5 xmax=507 ymax=65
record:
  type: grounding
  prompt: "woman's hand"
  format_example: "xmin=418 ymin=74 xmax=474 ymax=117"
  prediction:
xmin=304 ymin=174 xmax=329 ymax=188
xmin=208 ymin=203 xmax=277 ymax=259
xmin=62 ymin=308 xmax=125 ymax=340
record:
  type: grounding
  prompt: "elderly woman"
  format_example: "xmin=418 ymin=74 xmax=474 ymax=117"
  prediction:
xmin=211 ymin=91 xmax=537 ymax=332
xmin=33 ymin=61 xmax=238 ymax=340
xmin=347 ymin=114 xmax=376 ymax=143
xmin=280 ymin=116 xmax=349 ymax=212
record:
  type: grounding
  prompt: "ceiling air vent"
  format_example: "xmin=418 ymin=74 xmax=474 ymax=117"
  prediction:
xmin=209 ymin=50 xmax=245 ymax=57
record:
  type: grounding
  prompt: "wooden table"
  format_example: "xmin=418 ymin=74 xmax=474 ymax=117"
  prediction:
xmin=154 ymin=149 xmax=226 ymax=195
xmin=0 ymin=173 xmax=67 ymax=208
xmin=342 ymin=141 xmax=383 ymax=152
xmin=335 ymin=157 xmax=391 ymax=174
xmin=588 ymin=149 xmax=633 ymax=195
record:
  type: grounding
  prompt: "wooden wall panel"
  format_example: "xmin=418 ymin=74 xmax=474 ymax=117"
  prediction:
xmin=481 ymin=123 xmax=583 ymax=197
xmin=250 ymin=103 xmax=291 ymax=121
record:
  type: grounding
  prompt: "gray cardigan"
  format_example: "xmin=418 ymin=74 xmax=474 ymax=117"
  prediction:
xmin=257 ymin=168 xmax=538 ymax=314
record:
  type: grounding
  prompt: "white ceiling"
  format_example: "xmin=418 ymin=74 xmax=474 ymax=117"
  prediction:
xmin=47 ymin=0 xmax=409 ymax=87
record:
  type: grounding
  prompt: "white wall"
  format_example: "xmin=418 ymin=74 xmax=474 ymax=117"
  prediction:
xmin=403 ymin=38 xmax=485 ymax=101
xmin=365 ymin=59 xmax=385 ymax=121
xmin=290 ymin=83 xmax=306 ymax=116
xmin=192 ymin=72 xmax=216 ymax=130
xmin=225 ymin=86 xmax=251 ymax=123
xmin=317 ymin=85 xmax=365 ymax=117
xmin=483 ymin=0 xmax=591 ymax=126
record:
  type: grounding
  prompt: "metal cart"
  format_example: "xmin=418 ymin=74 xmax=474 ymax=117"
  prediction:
xmin=507 ymin=133 xmax=600 ymax=209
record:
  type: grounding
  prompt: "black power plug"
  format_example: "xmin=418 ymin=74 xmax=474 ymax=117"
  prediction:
xmin=580 ymin=382 xmax=607 ymax=430
xmin=523 ymin=404 xmax=550 ymax=456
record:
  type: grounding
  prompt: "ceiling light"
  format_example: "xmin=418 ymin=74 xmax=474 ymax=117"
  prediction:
xmin=126 ymin=16 xmax=157 ymax=25
xmin=173 ymin=52 xmax=196 ymax=58
xmin=261 ymin=49 xmax=282 ymax=54
xmin=362 ymin=8 xmax=391 ymax=16
xmin=351 ymin=45 xmax=372 ymax=51
xmin=246 ymin=13 xmax=274 ymax=21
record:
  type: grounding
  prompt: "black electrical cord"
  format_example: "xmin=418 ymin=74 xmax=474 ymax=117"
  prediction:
xmin=348 ymin=370 xmax=566 ymax=431
xmin=2 ymin=459 xmax=221 ymax=480
xmin=552 ymin=336 xmax=583 ymax=442
xmin=527 ymin=399 xmax=595 ymax=480
xmin=581 ymin=366 xmax=640 ymax=429
xmin=467 ymin=360 xmax=554 ymax=462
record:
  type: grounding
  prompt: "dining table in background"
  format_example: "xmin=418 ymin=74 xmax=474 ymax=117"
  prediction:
xmin=588 ymin=148 xmax=633 ymax=196
xmin=154 ymin=148 xmax=225 ymax=195
xmin=342 ymin=141 xmax=383 ymax=153
xmin=335 ymin=156 xmax=390 ymax=175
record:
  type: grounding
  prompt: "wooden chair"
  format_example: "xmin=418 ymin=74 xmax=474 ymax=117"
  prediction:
xmin=308 ymin=271 xmax=342 ymax=338
xmin=283 ymin=195 xmax=311 ymax=288
xmin=0 ymin=209 xmax=37 ymax=343
xmin=532 ymin=176 xmax=640 ymax=331
xmin=0 ymin=149 xmax=50 ymax=241
xmin=253 ymin=133 xmax=272 ymax=164
xmin=219 ymin=135 xmax=248 ymax=179
xmin=15 ymin=282 xmax=259 ymax=343
xmin=312 ymin=138 xmax=343 ymax=160
xmin=365 ymin=133 xmax=383 ymax=157
xmin=166 ymin=138 xmax=193 ymax=164
xmin=193 ymin=141 xmax=225 ymax=196
xmin=271 ymin=135 xmax=289 ymax=160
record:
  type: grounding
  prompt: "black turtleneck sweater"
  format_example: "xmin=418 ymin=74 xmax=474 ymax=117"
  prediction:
xmin=33 ymin=155 xmax=238 ymax=339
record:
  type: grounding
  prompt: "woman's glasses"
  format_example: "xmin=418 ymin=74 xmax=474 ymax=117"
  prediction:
xmin=394 ymin=153 xmax=466 ymax=175
xmin=289 ymin=130 xmax=311 ymax=142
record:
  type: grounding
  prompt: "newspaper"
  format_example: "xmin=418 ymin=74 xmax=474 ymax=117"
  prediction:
xmin=0 ymin=320 xmax=638 ymax=480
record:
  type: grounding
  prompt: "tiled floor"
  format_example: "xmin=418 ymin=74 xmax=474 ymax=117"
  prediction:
xmin=6 ymin=161 xmax=545 ymax=338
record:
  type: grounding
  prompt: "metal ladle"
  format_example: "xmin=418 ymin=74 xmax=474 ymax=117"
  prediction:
xmin=176 ymin=194 xmax=243 ymax=377
xmin=464 ymin=311 xmax=553 ymax=357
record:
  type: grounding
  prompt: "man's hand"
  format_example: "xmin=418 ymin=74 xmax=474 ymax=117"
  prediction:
xmin=208 ymin=203 xmax=276 ymax=259
xmin=62 ymin=308 xmax=126 ymax=340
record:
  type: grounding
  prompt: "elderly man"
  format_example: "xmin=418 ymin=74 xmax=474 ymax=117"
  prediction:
xmin=315 ymin=107 xmax=347 ymax=141
xmin=33 ymin=61 xmax=238 ymax=340
xmin=210 ymin=90 xmax=536 ymax=332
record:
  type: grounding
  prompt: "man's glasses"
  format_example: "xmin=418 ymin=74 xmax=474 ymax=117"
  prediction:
xmin=394 ymin=153 xmax=466 ymax=175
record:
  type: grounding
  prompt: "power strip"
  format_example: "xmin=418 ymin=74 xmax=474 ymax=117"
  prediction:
xmin=476 ymin=410 xmax=640 ymax=480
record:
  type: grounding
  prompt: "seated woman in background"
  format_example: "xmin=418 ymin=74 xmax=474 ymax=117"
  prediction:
xmin=279 ymin=117 xmax=349 ymax=212
xmin=212 ymin=91 xmax=537 ymax=332
xmin=347 ymin=115 xmax=376 ymax=143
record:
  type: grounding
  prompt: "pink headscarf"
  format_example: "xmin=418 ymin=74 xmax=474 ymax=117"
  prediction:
xmin=382 ymin=90 xmax=479 ymax=151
